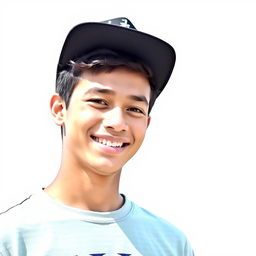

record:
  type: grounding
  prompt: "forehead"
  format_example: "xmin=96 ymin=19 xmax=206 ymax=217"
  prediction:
xmin=74 ymin=69 xmax=151 ymax=99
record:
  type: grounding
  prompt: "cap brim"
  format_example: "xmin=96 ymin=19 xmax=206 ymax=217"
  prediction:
xmin=57 ymin=22 xmax=176 ymax=97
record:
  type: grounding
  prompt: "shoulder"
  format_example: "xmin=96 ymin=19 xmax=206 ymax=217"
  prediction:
xmin=0 ymin=191 xmax=49 ymax=233
xmin=0 ymin=194 xmax=34 ymax=245
xmin=130 ymin=201 xmax=189 ymax=241
xmin=1 ymin=194 xmax=33 ymax=213
xmin=0 ymin=195 xmax=35 ymax=229
xmin=132 ymin=203 xmax=180 ymax=229
xmin=123 ymin=200 xmax=194 ymax=255
xmin=0 ymin=195 xmax=32 ymax=218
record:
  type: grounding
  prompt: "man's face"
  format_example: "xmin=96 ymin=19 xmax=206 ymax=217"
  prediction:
xmin=61 ymin=68 xmax=151 ymax=176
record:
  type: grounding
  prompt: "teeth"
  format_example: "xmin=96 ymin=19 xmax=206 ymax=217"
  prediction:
xmin=93 ymin=136 xmax=124 ymax=147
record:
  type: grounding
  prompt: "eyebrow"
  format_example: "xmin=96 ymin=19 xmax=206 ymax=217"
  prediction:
xmin=85 ymin=87 xmax=149 ymax=106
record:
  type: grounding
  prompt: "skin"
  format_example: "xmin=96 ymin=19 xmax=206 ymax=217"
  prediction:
xmin=45 ymin=68 xmax=151 ymax=212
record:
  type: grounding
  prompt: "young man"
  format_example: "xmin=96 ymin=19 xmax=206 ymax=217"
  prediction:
xmin=0 ymin=18 xmax=194 ymax=255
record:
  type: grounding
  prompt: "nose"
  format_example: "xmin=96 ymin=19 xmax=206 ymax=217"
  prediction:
xmin=103 ymin=107 xmax=128 ymax=132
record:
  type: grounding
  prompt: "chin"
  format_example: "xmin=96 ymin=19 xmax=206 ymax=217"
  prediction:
xmin=87 ymin=159 xmax=124 ymax=176
xmin=93 ymin=165 xmax=122 ymax=177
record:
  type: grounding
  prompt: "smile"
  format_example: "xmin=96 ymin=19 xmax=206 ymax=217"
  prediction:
xmin=91 ymin=136 xmax=130 ymax=148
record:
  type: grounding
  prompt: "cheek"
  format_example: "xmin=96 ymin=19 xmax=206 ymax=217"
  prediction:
xmin=67 ymin=106 xmax=101 ymax=127
xmin=132 ymin=120 xmax=148 ymax=141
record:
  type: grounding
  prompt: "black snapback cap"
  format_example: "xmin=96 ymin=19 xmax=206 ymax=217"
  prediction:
xmin=57 ymin=17 xmax=176 ymax=98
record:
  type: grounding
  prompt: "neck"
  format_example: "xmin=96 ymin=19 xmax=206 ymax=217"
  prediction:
xmin=45 ymin=164 xmax=124 ymax=212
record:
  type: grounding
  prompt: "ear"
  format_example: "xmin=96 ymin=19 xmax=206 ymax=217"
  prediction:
xmin=50 ymin=94 xmax=66 ymax=126
xmin=147 ymin=116 xmax=151 ymax=128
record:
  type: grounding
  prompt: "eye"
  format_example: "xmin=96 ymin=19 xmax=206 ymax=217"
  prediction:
xmin=128 ymin=107 xmax=145 ymax=115
xmin=88 ymin=98 xmax=108 ymax=106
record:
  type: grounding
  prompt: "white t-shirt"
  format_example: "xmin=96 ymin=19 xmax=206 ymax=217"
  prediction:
xmin=0 ymin=191 xmax=194 ymax=256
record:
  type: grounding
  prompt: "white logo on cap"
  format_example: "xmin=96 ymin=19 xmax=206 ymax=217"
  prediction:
xmin=120 ymin=19 xmax=130 ymax=28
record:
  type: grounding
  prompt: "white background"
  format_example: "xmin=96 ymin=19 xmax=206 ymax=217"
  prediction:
xmin=0 ymin=1 xmax=255 ymax=255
